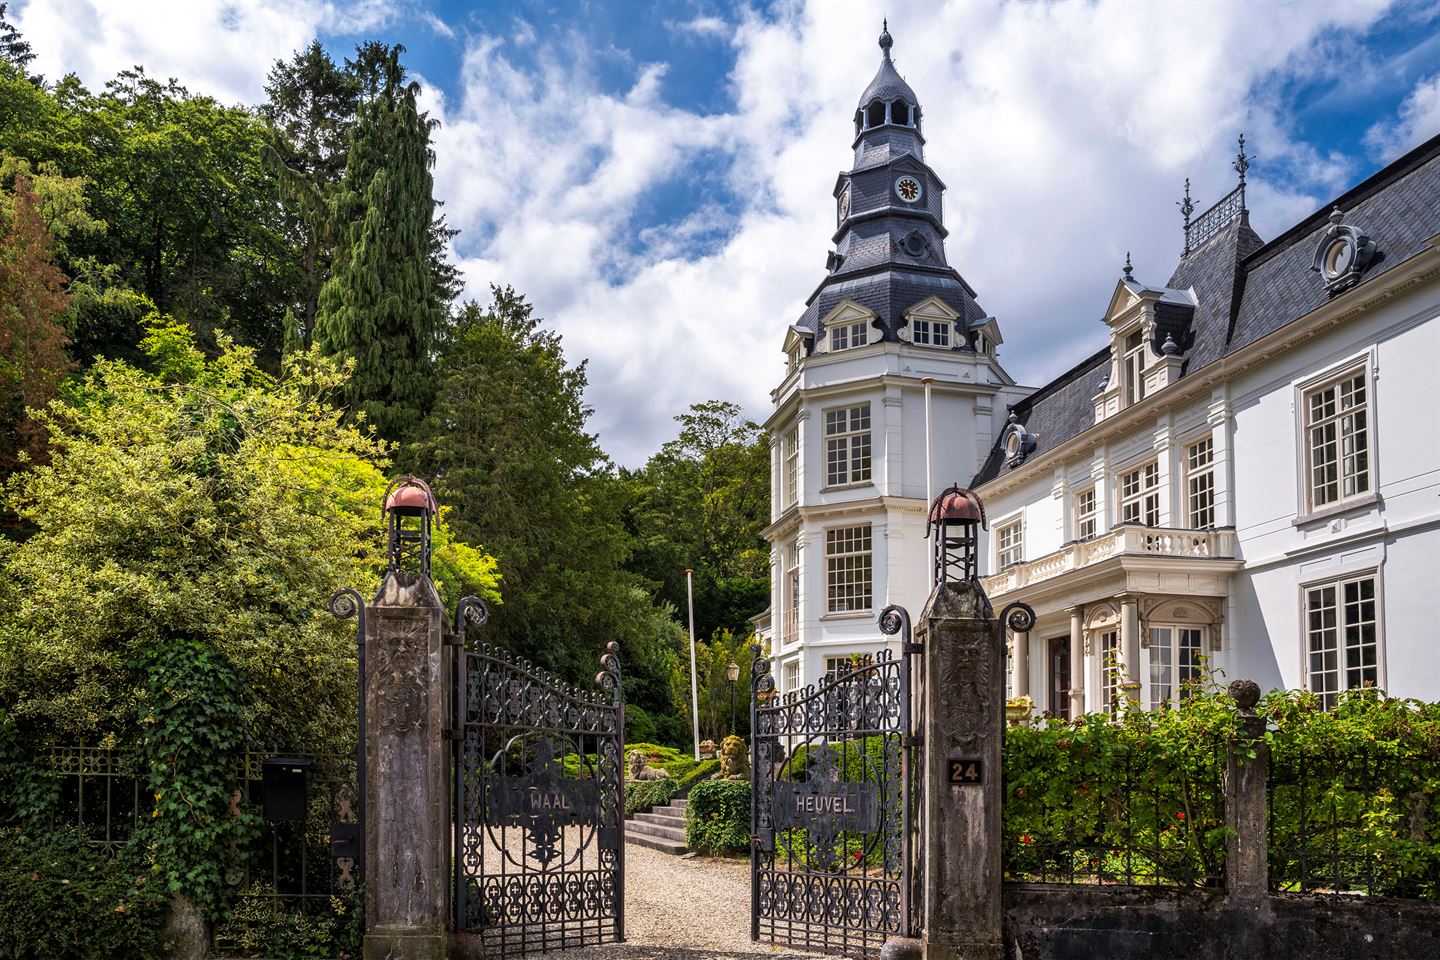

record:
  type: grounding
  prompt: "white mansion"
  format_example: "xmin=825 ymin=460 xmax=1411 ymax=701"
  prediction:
xmin=756 ymin=27 xmax=1440 ymax=712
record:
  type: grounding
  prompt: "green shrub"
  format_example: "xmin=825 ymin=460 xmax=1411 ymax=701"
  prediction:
xmin=213 ymin=886 xmax=364 ymax=960
xmin=624 ymin=778 xmax=680 ymax=818
xmin=685 ymin=779 xmax=750 ymax=855
xmin=675 ymin=759 xmax=719 ymax=793
xmin=624 ymin=705 xmax=658 ymax=745
xmin=625 ymin=742 xmax=688 ymax=765
xmin=0 ymin=828 xmax=169 ymax=960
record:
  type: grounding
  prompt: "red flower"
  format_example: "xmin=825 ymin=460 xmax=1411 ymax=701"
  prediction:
xmin=1019 ymin=834 xmax=1034 ymax=845
xmin=1176 ymin=812 xmax=1186 ymax=820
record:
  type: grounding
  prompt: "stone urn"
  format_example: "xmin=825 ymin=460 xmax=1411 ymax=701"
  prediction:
xmin=698 ymin=739 xmax=716 ymax=760
xmin=1005 ymin=695 xmax=1034 ymax=726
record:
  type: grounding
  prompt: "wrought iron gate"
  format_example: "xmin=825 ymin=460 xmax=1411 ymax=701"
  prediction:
xmin=750 ymin=606 xmax=921 ymax=957
xmin=453 ymin=625 xmax=625 ymax=956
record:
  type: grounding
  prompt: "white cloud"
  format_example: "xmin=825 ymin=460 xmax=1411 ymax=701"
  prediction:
xmin=1365 ymin=73 xmax=1440 ymax=160
xmin=436 ymin=0 xmax=1395 ymax=464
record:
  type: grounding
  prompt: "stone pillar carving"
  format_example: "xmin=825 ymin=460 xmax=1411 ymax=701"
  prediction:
xmin=1225 ymin=679 xmax=1269 ymax=900
xmin=917 ymin=579 xmax=1002 ymax=960
xmin=364 ymin=570 xmax=450 ymax=960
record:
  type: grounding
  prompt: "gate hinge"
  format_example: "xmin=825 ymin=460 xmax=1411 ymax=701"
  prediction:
xmin=902 ymin=734 xmax=923 ymax=749
xmin=442 ymin=727 xmax=465 ymax=742
xmin=443 ymin=633 xmax=465 ymax=647
xmin=903 ymin=642 xmax=923 ymax=655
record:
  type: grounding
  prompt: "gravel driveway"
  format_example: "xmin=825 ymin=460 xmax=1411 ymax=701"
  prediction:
xmin=561 ymin=843 xmax=826 ymax=960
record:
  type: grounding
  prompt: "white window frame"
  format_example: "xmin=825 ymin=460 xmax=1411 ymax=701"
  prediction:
xmin=830 ymin=320 xmax=870 ymax=351
xmin=823 ymin=654 xmax=863 ymax=684
xmin=1118 ymin=460 xmax=1160 ymax=527
xmin=1184 ymin=436 xmax=1215 ymax=529
xmin=782 ymin=425 xmax=800 ymax=509
xmin=1122 ymin=328 xmax=1147 ymax=406
xmin=825 ymin=524 xmax=872 ymax=614
xmin=824 ymin=403 xmax=872 ymax=487
xmin=1299 ymin=360 xmax=1374 ymax=515
xmin=1148 ymin=624 xmax=1205 ymax=710
xmin=1097 ymin=629 xmax=1122 ymax=713
xmin=1303 ymin=571 xmax=1383 ymax=710
xmin=995 ymin=517 xmax=1024 ymax=569
xmin=783 ymin=542 xmax=800 ymax=644
xmin=1074 ymin=487 xmax=1098 ymax=542
xmin=912 ymin=319 xmax=951 ymax=347
xmin=782 ymin=659 xmax=800 ymax=693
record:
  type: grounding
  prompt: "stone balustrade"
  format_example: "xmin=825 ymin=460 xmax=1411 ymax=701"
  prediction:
xmin=982 ymin=525 xmax=1237 ymax=597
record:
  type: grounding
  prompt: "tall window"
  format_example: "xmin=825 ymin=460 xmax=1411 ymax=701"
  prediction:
xmin=825 ymin=404 xmax=871 ymax=486
xmin=1185 ymin=437 xmax=1215 ymax=529
xmin=1304 ymin=369 xmax=1370 ymax=510
xmin=830 ymin=321 xmax=870 ymax=351
xmin=1118 ymin=462 xmax=1160 ymax=526
xmin=782 ymin=426 xmax=800 ymax=508
xmin=995 ymin=519 xmax=1024 ymax=569
xmin=783 ymin=544 xmax=800 ymax=644
xmin=824 ymin=654 xmax=862 ymax=684
xmin=1306 ymin=575 xmax=1379 ymax=709
xmin=1123 ymin=329 xmax=1147 ymax=405
xmin=1098 ymin=630 xmax=1121 ymax=712
xmin=826 ymin=525 xmax=872 ymax=613
xmin=912 ymin=319 xmax=951 ymax=347
xmin=1149 ymin=626 xmax=1204 ymax=709
xmin=1074 ymin=487 xmax=1098 ymax=541
xmin=782 ymin=660 xmax=800 ymax=693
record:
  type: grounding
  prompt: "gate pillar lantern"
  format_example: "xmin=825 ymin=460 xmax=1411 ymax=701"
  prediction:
xmin=916 ymin=486 xmax=1008 ymax=960
xmin=364 ymin=477 xmax=450 ymax=960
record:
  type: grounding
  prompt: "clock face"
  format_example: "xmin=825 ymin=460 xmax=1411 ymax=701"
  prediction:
xmin=895 ymin=176 xmax=922 ymax=203
xmin=838 ymin=185 xmax=851 ymax=223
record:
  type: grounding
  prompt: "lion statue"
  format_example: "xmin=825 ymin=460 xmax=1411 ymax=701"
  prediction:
xmin=713 ymin=734 xmax=751 ymax=781
xmin=627 ymin=749 xmax=670 ymax=781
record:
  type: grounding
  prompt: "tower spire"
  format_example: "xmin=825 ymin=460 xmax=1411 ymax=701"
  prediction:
xmin=1233 ymin=133 xmax=1252 ymax=210
xmin=879 ymin=19 xmax=893 ymax=59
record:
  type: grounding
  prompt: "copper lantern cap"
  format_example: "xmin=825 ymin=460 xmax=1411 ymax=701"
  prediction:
xmin=383 ymin=476 xmax=438 ymax=517
xmin=926 ymin=484 xmax=986 ymax=529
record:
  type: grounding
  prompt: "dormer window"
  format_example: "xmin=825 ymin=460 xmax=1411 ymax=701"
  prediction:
xmin=912 ymin=319 xmax=950 ymax=347
xmin=1122 ymin=329 xmax=1147 ymax=405
xmin=830 ymin=321 xmax=870 ymax=351
xmin=974 ymin=333 xmax=990 ymax=354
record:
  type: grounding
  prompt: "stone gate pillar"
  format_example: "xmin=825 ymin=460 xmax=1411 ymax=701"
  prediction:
xmin=364 ymin=568 xmax=451 ymax=960
xmin=917 ymin=577 xmax=1003 ymax=960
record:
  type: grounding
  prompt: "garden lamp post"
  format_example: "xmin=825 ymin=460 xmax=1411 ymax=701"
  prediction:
xmin=926 ymin=483 xmax=986 ymax=585
xmin=383 ymin=475 xmax=438 ymax=578
xmin=726 ymin=659 xmax=740 ymax=734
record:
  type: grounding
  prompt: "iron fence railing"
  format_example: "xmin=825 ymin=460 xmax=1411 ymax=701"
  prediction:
xmin=1268 ymin=743 xmax=1440 ymax=899
xmin=1002 ymin=731 xmax=1228 ymax=887
xmin=27 ymin=741 xmax=360 ymax=954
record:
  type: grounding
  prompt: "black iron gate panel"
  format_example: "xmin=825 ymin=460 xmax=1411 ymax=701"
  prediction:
xmin=454 ymin=639 xmax=625 ymax=955
xmin=751 ymin=612 xmax=920 ymax=958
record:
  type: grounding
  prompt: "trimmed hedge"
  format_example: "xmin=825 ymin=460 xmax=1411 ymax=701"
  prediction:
xmin=685 ymin=779 xmax=750 ymax=855
xmin=0 ymin=828 xmax=169 ymax=960
xmin=675 ymin=759 xmax=720 ymax=793
xmin=624 ymin=778 xmax=680 ymax=818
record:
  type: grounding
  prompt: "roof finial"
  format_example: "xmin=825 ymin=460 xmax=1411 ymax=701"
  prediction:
xmin=1178 ymin=177 xmax=1195 ymax=255
xmin=1123 ymin=251 xmax=1133 ymax=278
xmin=1234 ymin=133 xmax=1252 ymax=210
xmin=879 ymin=19 xmax=893 ymax=58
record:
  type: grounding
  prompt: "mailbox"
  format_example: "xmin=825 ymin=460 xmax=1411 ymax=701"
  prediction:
xmin=261 ymin=756 xmax=310 ymax=823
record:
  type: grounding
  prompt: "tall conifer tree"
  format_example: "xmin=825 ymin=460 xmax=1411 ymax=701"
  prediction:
xmin=314 ymin=44 xmax=441 ymax=441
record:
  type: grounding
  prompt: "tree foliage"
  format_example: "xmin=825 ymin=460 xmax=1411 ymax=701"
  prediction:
xmin=0 ymin=170 xmax=72 ymax=474
xmin=314 ymin=44 xmax=444 ymax=441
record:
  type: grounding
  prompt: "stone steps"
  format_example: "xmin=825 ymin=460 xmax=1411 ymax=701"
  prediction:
xmin=625 ymin=797 xmax=689 ymax=855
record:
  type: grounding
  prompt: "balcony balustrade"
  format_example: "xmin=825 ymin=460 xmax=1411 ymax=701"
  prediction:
xmin=982 ymin=525 xmax=1236 ymax=596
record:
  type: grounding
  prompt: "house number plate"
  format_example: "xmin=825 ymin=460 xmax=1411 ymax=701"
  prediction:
xmin=947 ymin=757 xmax=983 ymax=785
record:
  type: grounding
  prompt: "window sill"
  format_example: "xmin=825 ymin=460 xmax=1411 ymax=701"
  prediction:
xmin=1293 ymin=492 xmax=1382 ymax=528
xmin=821 ymin=610 xmax=874 ymax=622
xmin=821 ymin=481 xmax=875 ymax=494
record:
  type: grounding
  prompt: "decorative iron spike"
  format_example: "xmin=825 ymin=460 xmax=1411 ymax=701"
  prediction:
xmin=1123 ymin=251 xmax=1133 ymax=278
xmin=1178 ymin=177 xmax=1195 ymax=255
xmin=1233 ymin=133 xmax=1250 ymax=184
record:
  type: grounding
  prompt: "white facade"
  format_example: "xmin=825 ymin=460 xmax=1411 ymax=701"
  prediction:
xmin=761 ymin=314 xmax=1023 ymax=695
xmin=976 ymin=197 xmax=1440 ymax=715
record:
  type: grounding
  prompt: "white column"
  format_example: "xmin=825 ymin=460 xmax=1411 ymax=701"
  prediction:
xmin=1069 ymin=607 xmax=1085 ymax=716
xmin=769 ymin=431 xmax=782 ymax=523
xmin=797 ymin=408 xmax=812 ymax=502
xmin=795 ymin=532 xmax=810 ymax=655
xmin=882 ymin=389 xmax=904 ymax=498
xmin=1013 ymin=629 xmax=1031 ymax=700
xmin=1121 ymin=596 xmax=1141 ymax=704
xmin=1153 ymin=416 xmax=1175 ymax=527
xmin=1091 ymin=448 xmax=1109 ymax=532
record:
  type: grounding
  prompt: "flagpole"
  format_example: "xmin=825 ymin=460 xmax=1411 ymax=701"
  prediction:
xmin=685 ymin=567 xmax=700 ymax=760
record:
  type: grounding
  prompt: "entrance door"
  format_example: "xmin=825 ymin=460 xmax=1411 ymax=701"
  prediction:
xmin=1048 ymin=637 xmax=1071 ymax=720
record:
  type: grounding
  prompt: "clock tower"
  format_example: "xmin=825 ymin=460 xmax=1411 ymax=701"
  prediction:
xmin=759 ymin=24 xmax=1025 ymax=694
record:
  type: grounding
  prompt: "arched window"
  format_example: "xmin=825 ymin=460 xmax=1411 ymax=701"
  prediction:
xmin=892 ymin=101 xmax=910 ymax=126
xmin=854 ymin=110 xmax=864 ymax=137
xmin=866 ymin=100 xmax=886 ymax=128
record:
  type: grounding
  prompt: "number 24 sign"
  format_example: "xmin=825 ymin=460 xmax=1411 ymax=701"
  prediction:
xmin=947 ymin=757 xmax=983 ymax=785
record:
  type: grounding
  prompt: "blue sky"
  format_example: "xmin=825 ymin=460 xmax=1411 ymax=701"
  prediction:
xmin=15 ymin=0 xmax=1440 ymax=465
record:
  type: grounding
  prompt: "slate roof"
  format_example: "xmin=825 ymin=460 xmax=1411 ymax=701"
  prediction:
xmin=973 ymin=130 xmax=1440 ymax=488
xmin=858 ymin=46 xmax=918 ymax=108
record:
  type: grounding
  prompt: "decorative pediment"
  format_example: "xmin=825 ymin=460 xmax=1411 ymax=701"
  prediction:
xmin=969 ymin=315 xmax=1003 ymax=347
xmin=819 ymin=299 xmax=878 ymax=330
xmin=1102 ymin=279 xmax=1147 ymax=329
xmin=781 ymin=324 xmax=813 ymax=355
xmin=901 ymin=295 xmax=960 ymax=325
